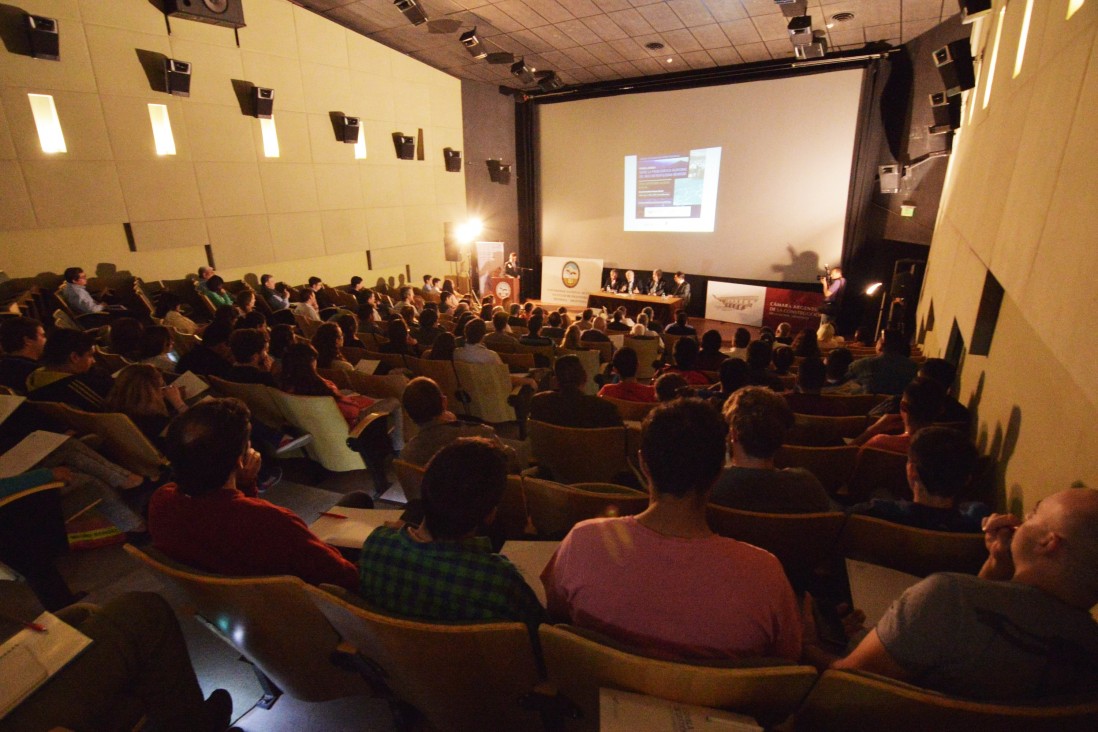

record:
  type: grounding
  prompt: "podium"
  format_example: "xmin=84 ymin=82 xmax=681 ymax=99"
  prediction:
xmin=487 ymin=276 xmax=521 ymax=307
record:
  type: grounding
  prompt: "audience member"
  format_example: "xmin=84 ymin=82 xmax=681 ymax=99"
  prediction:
xmin=542 ymin=399 xmax=800 ymax=660
xmin=267 ymin=323 xmax=295 ymax=363
xmin=484 ymin=311 xmax=520 ymax=349
xmin=849 ymin=426 xmax=987 ymax=532
xmin=728 ymin=328 xmax=751 ymax=359
xmin=137 ymin=325 xmax=177 ymax=372
xmin=774 ymin=322 xmax=793 ymax=345
xmin=745 ymin=340 xmax=783 ymax=391
xmin=664 ymin=311 xmax=696 ymax=336
xmin=412 ymin=307 xmax=445 ymax=350
xmin=852 ymin=378 xmax=946 ymax=453
xmin=278 ymin=343 xmax=394 ymax=436
xmin=825 ymin=487 xmax=1098 ymax=701
xmin=149 ymin=399 xmax=358 ymax=589
xmin=606 ymin=309 xmax=632 ymax=332
xmin=576 ymin=308 xmax=595 ymax=332
xmin=530 ymin=355 xmax=621 ymax=428
xmin=598 ymin=348 xmax=656 ymax=403
xmin=867 ymin=358 xmax=972 ymax=426
xmin=258 ymin=273 xmax=288 ymax=312
xmin=712 ymin=387 xmax=831 ymax=513
xmin=292 ymin=288 xmax=321 ymax=322
xmin=195 ymin=266 xmax=215 ymax=292
xmin=201 ymin=276 xmax=234 ymax=308
xmin=106 ymin=364 xmax=185 ymax=447
xmin=426 ymin=332 xmax=457 ymax=361
xmin=580 ymin=316 xmax=612 ymax=345
xmin=454 ymin=318 xmax=503 ymax=365
xmin=821 ymin=347 xmax=859 ymax=394
xmin=175 ymin=319 xmax=232 ymax=379
xmin=377 ymin=317 xmax=417 ymax=357
xmin=0 ymin=316 xmax=46 ymax=392
xmin=817 ymin=321 xmax=844 ymax=349
xmin=695 ymin=330 xmax=728 ymax=371
xmin=771 ymin=345 xmax=795 ymax=376
xmin=25 ymin=329 xmax=113 ymax=410
xmin=520 ymin=315 xmax=553 ymax=346
xmin=658 ymin=338 xmax=711 ymax=386
xmin=59 ymin=267 xmax=121 ymax=315
xmin=225 ymin=328 xmax=275 ymax=386
xmin=705 ymin=357 xmax=750 ymax=407
xmin=541 ymin=311 xmax=565 ymax=340
xmin=234 ymin=289 xmax=256 ymax=316
xmin=848 ymin=328 xmax=918 ymax=395
xmin=654 ymin=372 xmax=690 ymax=402
xmin=155 ymin=293 xmax=201 ymax=335
xmin=791 ymin=327 xmax=820 ymax=358
xmin=108 ymin=317 xmax=145 ymax=361
xmin=313 ymin=322 xmax=352 ymax=371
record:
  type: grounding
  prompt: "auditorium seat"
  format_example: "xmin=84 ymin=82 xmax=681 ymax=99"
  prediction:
xmin=844 ymin=447 xmax=910 ymax=503
xmin=30 ymin=402 xmax=168 ymax=479
xmin=598 ymin=394 xmax=657 ymax=422
xmin=837 ymin=514 xmax=987 ymax=578
xmin=785 ymin=414 xmax=869 ymax=447
xmin=527 ymin=420 xmax=629 ymax=485
xmin=519 ymin=477 xmax=647 ymax=538
xmin=774 ymin=444 xmax=860 ymax=495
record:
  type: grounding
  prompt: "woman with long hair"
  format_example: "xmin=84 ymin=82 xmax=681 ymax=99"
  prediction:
xmin=378 ymin=317 xmax=416 ymax=355
xmin=203 ymin=275 xmax=234 ymax=308
xmin=137 ymin=325 xmax=178 ymax=372
xmin=425 ymin=332 xmax=456 ymax=360
xmin=313 ymin=322 xmax=352 ymax=371
xmin=560 ymin=323 xmax=586 ymax=351
xmin=106 ymin=363 xmax=186 ymax=446
xmin=336 ymin=313 xmax=366 ymax=349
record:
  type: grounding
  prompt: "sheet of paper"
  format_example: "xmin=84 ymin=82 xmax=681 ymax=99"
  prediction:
xmin=308 ymin=508 xmax=405 ymax=549
xmin=0 ymin=431 xmax=69 ymax=479
xmin=172 ymin=370 xmax=209 ymax=401
xmin=501 ymin=541 xmax=560 ymax=607
xmin=845 ymin=558 xmax=921 ymax=628
xmin=0 ymin=395 xmax=25 ymax=427
xmin=354 ymin=359 xmax=380 ymax=375
xmin=600 ymin=688 xmax=761 ymax=732
xmin=0 ymin=611 xmax=92 ymax=719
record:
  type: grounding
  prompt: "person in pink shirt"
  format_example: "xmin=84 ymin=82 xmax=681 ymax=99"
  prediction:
xmin=541 ymin=398 xmax=802 ymax=661
xmin=597 ymin=347 xmax=656 ymax=403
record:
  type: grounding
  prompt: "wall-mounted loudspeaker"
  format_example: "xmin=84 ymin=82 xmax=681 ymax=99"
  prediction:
xmin=443 ymin=222 xmax=460 ymax=262
xmin=392 ymin=133 xmax=415 ymax=159
xmin=164 ymin=59 xmax=192 ymax=97
xmin=253 ymin=87 xmax=274 ymax=118
xmin=928 ymin=91 xmax=961 ymax=134
xmin=341 ymin=117 xmax=360 ymax=144
xmin=443 ymin=148 xmax=462 ymax=172
xmin=486 ymin=159 xmax=511 ymax=184
xmin=933 ymin=39 xmax=975 ymax=96
xmin=25 ymin=15 xmax=59 ymax=61
xmin=878 ymin=164 xmax=901 ymax=194
xmin=787 ymin=16 xmax=813 ymax=46
xmin=958 ymin=0 xmax=992 ymax=24
xmin=164 ymin=0 xmax=246 ymax=29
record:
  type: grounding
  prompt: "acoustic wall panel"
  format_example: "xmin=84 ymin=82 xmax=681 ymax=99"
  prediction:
xmin=183 ymin=103 xmax=255 ymax=162
xmin=259 ymin=162 xmax=319 ymax=213
xmin=321 ymin=209 xmax=369 ymax=255
xmin=241 ymin=51 xmax=308 ymax=113
xmin=237 ymin=0 xmax=298 ymax=58
xmin=314 ymin=163 xmax=362 ymax=211
xmin=127 ymin=219 xmax=208 ymax=251
xmin=116 ymin=160 xmax=204 ymax=221
xmin=84 ymin=25 xmax=170 ymax=98
xmin=0 ymin=160 xmax=37 ymax=230
xmin=194 ymin=161 xmax=265 ymax=216
xmin=364 ymin=209 xmax=407 ymax=250
xmin=269 ymin=211 xmax=324 ymax=262
xmin=293 ymin=4 xmax=349 ymax=69
xmin=206 ymin=215 xmax=274 ymax=268
xmin=22 ymin=160 xmax=127 ymax=226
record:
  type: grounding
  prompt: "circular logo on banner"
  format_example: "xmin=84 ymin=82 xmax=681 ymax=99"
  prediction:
xmin=561 ymin=261 xmax=580 ymax=288
xmin=494 ymin=280 xmax=512 ymax=301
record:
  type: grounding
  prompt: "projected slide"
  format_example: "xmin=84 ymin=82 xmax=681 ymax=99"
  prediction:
xmin=624 ymin=147 xmax=722 ymax=232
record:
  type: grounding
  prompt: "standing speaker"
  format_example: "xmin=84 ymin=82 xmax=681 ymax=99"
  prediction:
xmin=341 ymin=117 xmax=360 ymax=144
xmin=928 ymin=91 xmax=961 ymax=134
xmin=443 ymin=222 xmax=460 ymax=262
xmin=164 ymin=59 xmax=192 ymax=97
xmin=392 ymin=133 xmax=415 ymax=159
xmin=443 ymin=148 xmax=462 ymax=173
xmin=164 ymin=0 xmax=246 ymax=29
xmin=25 ymin=15 xmax=59 ymax=61
xmin=878 ymin=164 xmax=901 ymax=194
xmin=933 ymin=39 xmax=975 ymax=96
xmin=253 ymin=87 xmax=274 ymax=118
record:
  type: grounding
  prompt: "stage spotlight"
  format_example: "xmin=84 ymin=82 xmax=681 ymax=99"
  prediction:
xmin=511 ymin=57 xmax=537 ymax=85
xmin=535 ymin=70 xmax=563 ymax=91
xmin=394 ymin=0 xmax=428 ymax=26
xmin=460 ymin=27 xmax=487 ymax=60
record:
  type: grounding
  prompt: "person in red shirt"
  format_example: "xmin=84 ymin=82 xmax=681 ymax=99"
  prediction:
xmin=598 ymin=347 xmax=656 ymax=403
xmin=852 ymin=378 xmax=947 ymax=455
xmin=148 ymin=398 xmax=358 ymax=590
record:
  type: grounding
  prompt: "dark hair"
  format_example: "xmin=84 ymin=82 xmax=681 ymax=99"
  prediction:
xmin=230 ymin=328 xmax=267 ymax=364
xmin=641 ymin=399 xmax=726 ymax=496
xmin=422 ymin=438 xmax=508 ymax=540
xmin=268 ymin=324 xmax=295 ymax=359
xmin=723 ymin=386 xmax=793 ymax=459
xmin=237 ymin=310 xmax=267 ymax=330
xmin=165 ymin=399 xmax=251 ymax=496
xmin=908 ymin=426 xmax=977 ymax=499
xmin=918 ymin=358 xmax=957 ymax=391
xmin=527 ymin=315 xmax=543 ymax=336
xmin=792 ymin=328 xmax=819 ymax=358
xmin=718 ymin=357 xmax=750 ymax=393
xmin=261 ymin=274 xmax=274 ymax=287
xmin=1 ymin=317 xmax=42 ymax=354
xmin=772 ymin=345 xmax=795 ymax=374
xmin=138 ymin=325 xmax=173 ymax=360
xmin=701 ymin=330 xmax=722 ymax=354
xmin=296 ymin=288 xmax=315 ymax=304
xmin=202 ymin=320 xmax=233 ymax=348
xmin=902 ymin=377 xmax=947 ymax=428
xmin=492 ymin=311 xmax=509 ymax=332
xmin=154 ymin=292 xmax=182 ymax=319
xmin=733 ymin=328 xmax=750 ymax=348
xmin=63 ymin=267 xmax=83 ymax=283
xmin=746 ymin=340 xmax=772 ymax=370
xmin=387 ymin=317 xmax=409 ymax=346
xmin=312 ymin=322 xmax=344 ymax=368
xmin=548 ymin=312 xmax=562 ymax=327
xmin=308 ymin=276 xmax=322 ymax=288
xmin=611 ymin=347 xmax=638 ymax=378
xmin=418 ymin=307 xmax=437 ymax=328
xmin=654 ymin=372 xmax=689 ymax=402
xmin=42 ymin=328 xmax=95 ymax=366
xmin=350 ymin=276 xmax=363 ymax=288
xmin=796 ymin=356 xmax=826 ymax=392
xmin=441 ymin=280 xmax=455 ymax=294
xmin=278 ymin=343 xmax=335 ymax=397
xmin=234 ymin=289 xmax=255 ymax=310
xmin=428 ymin=332 xmax=456 ymax=360
xmin=206 ymin=275 xmax=226 ymax=293
xmin=109 ymin=317 xmax=145 ymax=359
xmin=464 ymin=318 xmax=487 ymax=345
xmin=675 ymin=311 xmax=688 ymax=326
xmin=554 ymin=354 xmax=586 ymax=388
xmin=673 ymin=337 xmax=698 ymax=370
xmin=402 ymin=376 xmax=445 ymax=424
xmin=825 ymin=347 xmax=853 ymax=380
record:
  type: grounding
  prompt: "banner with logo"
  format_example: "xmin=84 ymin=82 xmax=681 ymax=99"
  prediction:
xmin=473 ymin=241 xmax=505 ymax=296
xmin=706 ymin=280 xmax=824 ymax=330
xmin=541 ymin=256 xmax=605 ymax=307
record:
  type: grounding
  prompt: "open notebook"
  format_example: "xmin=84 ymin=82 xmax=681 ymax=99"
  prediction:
xmin=0 ymin=612 xmax=92 ymax=719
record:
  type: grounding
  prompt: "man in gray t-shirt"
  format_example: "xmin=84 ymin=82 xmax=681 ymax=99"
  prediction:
xmin=829 ymin=487 xmax=1098 ymax=702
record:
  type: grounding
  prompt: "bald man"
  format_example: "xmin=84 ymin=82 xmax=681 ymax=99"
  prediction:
xmin=825 ymin=488 xmax=1098 ymax=701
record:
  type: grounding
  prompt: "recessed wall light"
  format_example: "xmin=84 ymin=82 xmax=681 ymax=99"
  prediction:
xmin=147 ymin=103 xmax=176 ymax=156
xmin=28 ymin=93 xmax=65 ymax=153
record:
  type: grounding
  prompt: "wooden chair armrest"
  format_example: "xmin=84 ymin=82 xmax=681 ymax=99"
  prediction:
xmin=348 ymin=409 xmax=389 ymax=440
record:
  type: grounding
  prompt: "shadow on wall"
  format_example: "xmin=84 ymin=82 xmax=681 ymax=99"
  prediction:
xmin=970 ymin=368 xmax=1022 ymax=515
xmin=0 ymin=4 xmax=32 ymax=56
xmin=770 ymin=246 xmax=822 ymax=283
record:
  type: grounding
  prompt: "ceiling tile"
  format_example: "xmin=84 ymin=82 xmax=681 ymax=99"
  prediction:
xmin=557 ymin=18 xmax=605 ymax=45
xmin=720 ymin=18 xmax=763 ymax=45
xmin=557 ymin=0 xmax=604 ymax=18
xmin=707 ymin=45 xmax=744 ymax=66
xmin=703 ymin=0 xmax=748 ymax=22
xmin=581 ymin=14 xmax=630 ymax=41
xmin=681 ymin=49 xmax=717 ymax=69
xmin=586 ymin=41 xmax=629 ymax=63
xmin=689 ymin=23 xmax=733 ymax=49
xmin=636 ymin=3 xmax=687 ymax=32
xmin=667 ymin=0 xmax=716 ymax=27
xmin=607 ymin=8 xmax=658 ymax=35
xmin=736 ymin=41 xmax=772 ymax=62
xmin=496 ymin=1 xmax=552 ymax=28
xmin=532 ymin=0 xmax=580 ymax=24
xmin=607 ymin=37 xmax=653 ymax=60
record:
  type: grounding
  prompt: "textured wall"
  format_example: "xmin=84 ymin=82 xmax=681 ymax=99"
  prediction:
xmin=0 ymin=0 xmax=465 ymax=286
xmin=919 ymin=0 xmax=1098 ymax=511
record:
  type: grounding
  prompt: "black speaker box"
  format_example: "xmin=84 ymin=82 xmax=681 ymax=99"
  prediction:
xmin=443 ymin=222 xmax=460 ymax=262
xmin=253 ymin=87 xmax=274 ymax=119
xmin=958 ymin=0 xmax=992 ymax=24
xmin=443 ymin=148 xmax=462 ymax=173
xmin=392 ymin=133 xmax=415 ymax=159
xmin=341 ymin=117 xmax=360 ymax=144
xmin=164 ymin=59 xmax=192 ymax=97
xmin=487 ymin=159 xmax=511 ymax=184
xmin=165 ymin=0 xmax=246 ymax=29
xmin=878 ymin=164 xmax=901 ymax=194
xmin=933 ymin=39 xmax=975 ymax=96
xmin=929 ymin=91 xmax=961 ymax=134
xmin=26 ymin=15 xmax=59 ymax=61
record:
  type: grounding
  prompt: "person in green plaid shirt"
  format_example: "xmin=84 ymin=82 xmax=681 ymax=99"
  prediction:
xmin=358 ymin=438 xmax=546 ymax=627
